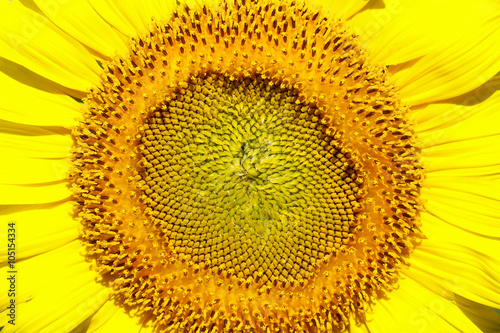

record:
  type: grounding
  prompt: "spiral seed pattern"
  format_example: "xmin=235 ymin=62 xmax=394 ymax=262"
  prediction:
xmin=141 ymin=75 xmax=361 ymax=284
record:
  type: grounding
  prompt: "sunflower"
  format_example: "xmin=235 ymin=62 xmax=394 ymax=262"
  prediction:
xmin=1 ymin=0 xmax=500 ymax=331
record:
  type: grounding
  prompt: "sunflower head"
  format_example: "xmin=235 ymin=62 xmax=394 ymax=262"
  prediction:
xmin=69 ymin=0 xmax=423 ymax=331
xmin=4 ymin=0 xmax=500 ymax=331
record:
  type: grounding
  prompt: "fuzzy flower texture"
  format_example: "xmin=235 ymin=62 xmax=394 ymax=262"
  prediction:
xmin=1 ymin=0 xmax=500 ymax=332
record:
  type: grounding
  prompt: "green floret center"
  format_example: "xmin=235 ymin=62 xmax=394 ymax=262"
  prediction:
xmin=141 ymin=74 xmax=360 ymax=283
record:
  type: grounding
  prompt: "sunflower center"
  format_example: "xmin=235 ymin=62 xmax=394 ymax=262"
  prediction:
xmin=141 ymin=74 xmax=360 ymax=284
xmin=71 ymin=0 xmax=423 ymax=332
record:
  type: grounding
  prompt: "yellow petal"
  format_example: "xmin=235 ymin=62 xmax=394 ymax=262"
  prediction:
xmin=427 ymin=165 xmax=500 ymax=181
xmin=455 ymin=296 xmax=500 ymax=333
xmin=347 ymin=0 xmax=412 ymax=47
xmin=416 ymin=77 xmax=500 ymax=177
xmin=422 ymin=175 xmax=500 ymax=234
xmin=0 ymin=132 xmax=72 ymax=159
xmin=126 ymin=0 xmax=178 ymax=29
xmin=86 ymin=300 xmax=120 ymax=332
xmin=409 ymin=241 xmax=500 ymax=309
xmin=0 ymin=1 xmax=100 ymax=92
xmin=87 ymin=0 xmax=137 ymax=37
xmin=0 ymin=183 xmax=71 ymax=205
xmin=365 ymin=271 xmax=482 ymax=333
xmin=363 ymin=301 xmax=402 ymax=333
xmin=416 ymin=174 xmax=500 ymax=310
xmin=419 ymin=212 xmax=500 ymax=267
xmin=421 ymin=186 xmax=500 ymax=238
xmin=390 ymin=1 xmax=500 ymax=105
xmin=33 ymin=280 xmax=109 ymax=333
xmin=0 ymin=156 xmax=69 ymax=185
xmin=317 ymin=0 xmax=369 ymax=19
xmin=424 ymin=176 xmax=499 ymax=201
xmin=411 ymin=77 xmax=500 ymax=130
xmin=92 ymin=303 xmax=145 ymax=333
xmin=0 ymin=241 xmax=87 ymax=308
xmin=414 ymin=78 xmax=500 ymax=145
xmin=0 ymin=70 xmax=80 ymax=127
xmin=0 ymin=56 xmax=85 ymax=99
xmin=359 ymin=0 xmax=499 ymax=65
xmin=0 ymin=242 xmax=110 ymax=332
xmin=0 ymin=202 xmax=78 ymax=262
xmin=421 ymin=136 xmax=500 ymax=173
xmin=88 ymin=301 xmax=159 ymax=333
xmin=33 ymin=0 xmax=128 ymax=58
xmin=90 ymin=0 xmax=177 ymax=36
xmin=0 ymin=120 xmax=70 ymax=136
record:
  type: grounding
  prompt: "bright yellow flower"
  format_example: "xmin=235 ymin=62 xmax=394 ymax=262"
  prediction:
xmin=1 ymin=0 xmax=500 ymax=332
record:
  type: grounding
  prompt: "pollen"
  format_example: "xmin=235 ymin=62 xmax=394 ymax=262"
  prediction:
xmin=70 ymin=0 xmax=423 ymax=332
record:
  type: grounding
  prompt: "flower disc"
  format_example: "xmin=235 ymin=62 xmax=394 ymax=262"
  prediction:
xmin=142 ymin=74 xmax=361 ymax=284
xmin=70 ymin=0 xmax=423 ymax=331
